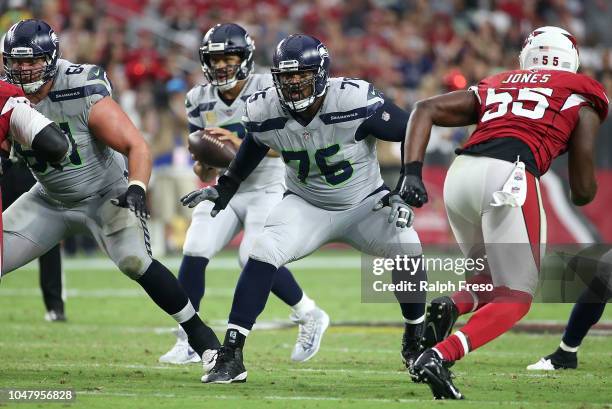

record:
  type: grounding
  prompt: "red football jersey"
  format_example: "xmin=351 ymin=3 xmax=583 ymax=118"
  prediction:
xmin=0 ymin=80 xmax=26 ymax=148
xmin=464 ymin=69 xmax=609 ymax=175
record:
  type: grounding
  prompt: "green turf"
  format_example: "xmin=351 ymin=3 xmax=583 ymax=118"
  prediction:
xmin=0 ymin=250 xmax=610 ymax=408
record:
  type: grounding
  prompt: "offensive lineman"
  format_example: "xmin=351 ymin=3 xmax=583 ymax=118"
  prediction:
xmin=2 ymin=19 xmax=221 ymax=373
xmin=181 ymin=34 xmax=428 ymax=383
xmin=404 ymin=27 xmax=609 ymax=399
xmin=160 ymin=23 xmax=329 ymax=365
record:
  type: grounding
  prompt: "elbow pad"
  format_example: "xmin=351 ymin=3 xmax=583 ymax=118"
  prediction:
xmin=31 ymin=123 xmax=70 ymax=164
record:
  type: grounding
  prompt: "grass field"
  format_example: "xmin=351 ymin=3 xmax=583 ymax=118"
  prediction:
xmin=0 ymin=250 xmax=610 ymax=408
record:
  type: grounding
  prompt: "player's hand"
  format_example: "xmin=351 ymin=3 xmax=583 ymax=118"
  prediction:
xmin=397 ymin=174 xmax=428 ymax=208
xmin=180 ymin=172 xmax=240 ymax=216
xmin=193 ymin=160 xmax=218 ymax=182
xmin=111 ymin=184 xmax=150 ymax=219
xmin=373 ymin=192 xmax=415 ymax=228
xmin=206 ymin=127 xmax=242 ymax=150
xmin=397 ymin=162 xmax=428 ymax=208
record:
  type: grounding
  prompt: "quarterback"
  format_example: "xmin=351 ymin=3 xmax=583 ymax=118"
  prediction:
xmin=182 ymin=34 xmax=428 ymax=383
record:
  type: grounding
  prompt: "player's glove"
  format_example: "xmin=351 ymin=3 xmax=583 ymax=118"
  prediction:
xmin=111 ymin=183 xmax=150 ymax=219
xmin=180 ymin=171 xmax=240 ymax=216
xmin=373 ymin=192 xmax=415 ymax=228
xmin=396 ymin=161 xmax=428 ymax=208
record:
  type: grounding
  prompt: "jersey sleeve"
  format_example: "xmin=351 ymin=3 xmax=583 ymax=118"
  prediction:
xmin=242 ymin=88 xmax=285 ymax=147
xmin=3 ymin=96 xmax=52 ymax=148
xmin=568 ymin=75 xmax=609 ymax=122
xmin=328 ymin=79 xmax=385 ymax=127
xmin=84 ymin=65 xmax=113 ymax=110
xmin=185 ymin=87 xmax=206 ymax=133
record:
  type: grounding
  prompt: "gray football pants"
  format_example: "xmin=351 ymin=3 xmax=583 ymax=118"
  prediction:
xmin=2 ymin=184 xmax=152 ymax=279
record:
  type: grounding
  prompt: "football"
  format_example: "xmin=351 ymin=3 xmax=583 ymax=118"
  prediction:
xmin=187 ymin=129 xmax=237 ymax=168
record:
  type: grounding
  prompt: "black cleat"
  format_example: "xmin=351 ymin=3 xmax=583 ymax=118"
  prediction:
xmin=413 ymin=349 xmax=464 ymax=400
xmin=401 ymin=322 xmax=424 ymax=380
xmin=201 ymin=346 xmax=247 ymax=384
xmin=422 ymin=296 xmax=458 ymax=349
xmin=527 ymin=347 xmax=578 ymax=370
xmin=44 ymin=309 xmax=67 ymax=322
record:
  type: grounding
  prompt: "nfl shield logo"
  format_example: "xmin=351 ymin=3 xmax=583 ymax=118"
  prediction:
xmin=302 ymin=130 xmax=311 ymax=140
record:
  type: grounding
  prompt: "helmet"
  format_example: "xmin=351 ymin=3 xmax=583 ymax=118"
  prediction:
xmin=3 ymin=19 xmax=60 ymax=94
xmin=271 ymin=34 xmax=330 ymax=112
xmin=199 ymin=23 xmax=254 ymax=91
xmin=519 ymin=26 xmax=579 ymax=73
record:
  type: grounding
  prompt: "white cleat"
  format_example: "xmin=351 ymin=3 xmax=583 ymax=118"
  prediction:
xmin=202 ymin=348 xmax=218 ymax=373
xmin=290 ymin=307 xmax=330 ymax=362
xmin=159 ymin=327 xmax=202 ymax=365
xmin=527 ymin=358 xmax=557 ymax=370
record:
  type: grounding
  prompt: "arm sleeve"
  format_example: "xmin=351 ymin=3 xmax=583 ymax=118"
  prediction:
xmin=355 ymin=98 xmax=411 ymax=142
xmin=31 ymin=122 xmax=70 ymax=163
xmin=227 ymin=132 xmax=270 ymax=181
xmin=6 ymin=96 xmax=52 ymax=148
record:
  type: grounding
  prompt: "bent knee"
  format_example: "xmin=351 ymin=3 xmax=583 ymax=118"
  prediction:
xmin=118 ymin=256 xmax=151 ymax=279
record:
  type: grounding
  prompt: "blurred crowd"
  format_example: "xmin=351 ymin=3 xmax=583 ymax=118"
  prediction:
xmin=1 ymin=0 xmax=611 ymax=252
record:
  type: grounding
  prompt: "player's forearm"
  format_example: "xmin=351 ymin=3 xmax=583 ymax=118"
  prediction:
xmin=403 ymin=101 xmax=433 ymax=164
xmin=126 ymin=140 xmax=152 ymax=187
xmin=228 ymin=133 xmax=269 ymax=181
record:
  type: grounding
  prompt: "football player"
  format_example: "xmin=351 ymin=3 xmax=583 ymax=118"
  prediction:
xmin=2 ymin=19 xmax=221 ymax=371
xmin=159 ymin=23 xmax=329 ymax=365
xmin=527 ymin=246 xmax=611 ymax=370
xmin=181 ymin=34 xmax=428 ymax=383
xmin=403 ymin=26 xmax=608 ymax=399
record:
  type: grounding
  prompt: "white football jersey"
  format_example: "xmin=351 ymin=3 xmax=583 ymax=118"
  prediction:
xmin=244 ymin=77 xmax=385 ymax=210
xmin=185 ymin=73 xmax=285 ymax=192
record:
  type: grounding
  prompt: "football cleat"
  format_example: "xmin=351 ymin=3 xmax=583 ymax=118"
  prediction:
xmin=44 ymin=309 xmax=66 ymax=322
xmin=413 ymin=349 xmax=464 ymax=400
xmin=201 ymin=346 xmax=247 ymax=383
xmin=401 ymin=322 xmax=424 ymax=380
xmin=422 ymin=296 xmax=459 ymax=350
xmin=527 ymin=348 xmax=577 ymax=370
xmin=202 ymin=348 xmax=218 ymax=373
xmin=290 ymin=307 xmax=330 ymax=362
xmin=159 ymin=327 xmax=202 ymax=364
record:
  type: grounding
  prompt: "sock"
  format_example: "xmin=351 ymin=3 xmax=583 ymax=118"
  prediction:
xmin=435 ymin=287 xmax=532 ymax=361
xmin=451 ymin=274 xmax=494 ymax=315
xmin=180 ymin=313 xmax=221 ymax=355
xmin=392 ymin=256 xmax=427 ymax=323
xmin=271 ymin=266 xmax=304 ymax=307
xmin=224 ymin=327 xmax=247 ymax=349
xmin=227 ymin=258 xmax=278 ymax=331
xmin=559 ymin=341 xmax=579 ymax=353
xmin=177 ymin=255 xmax=209 ymax=311
xmin=136 ymin=259 xmax=220 ymax=355
xmin=561 ymin=301 xmax=606 ymax=348
xmin=291 ymin=293 xmax=316 ymax=316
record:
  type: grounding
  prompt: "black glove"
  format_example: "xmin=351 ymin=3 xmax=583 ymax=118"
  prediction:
xmin=111 ymin=183 xmax=150 ymax=219
xmin=396 ymin=161 xmax=428 ymax=208
xmin=180 ymin=172 xmax=241 ymax=216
